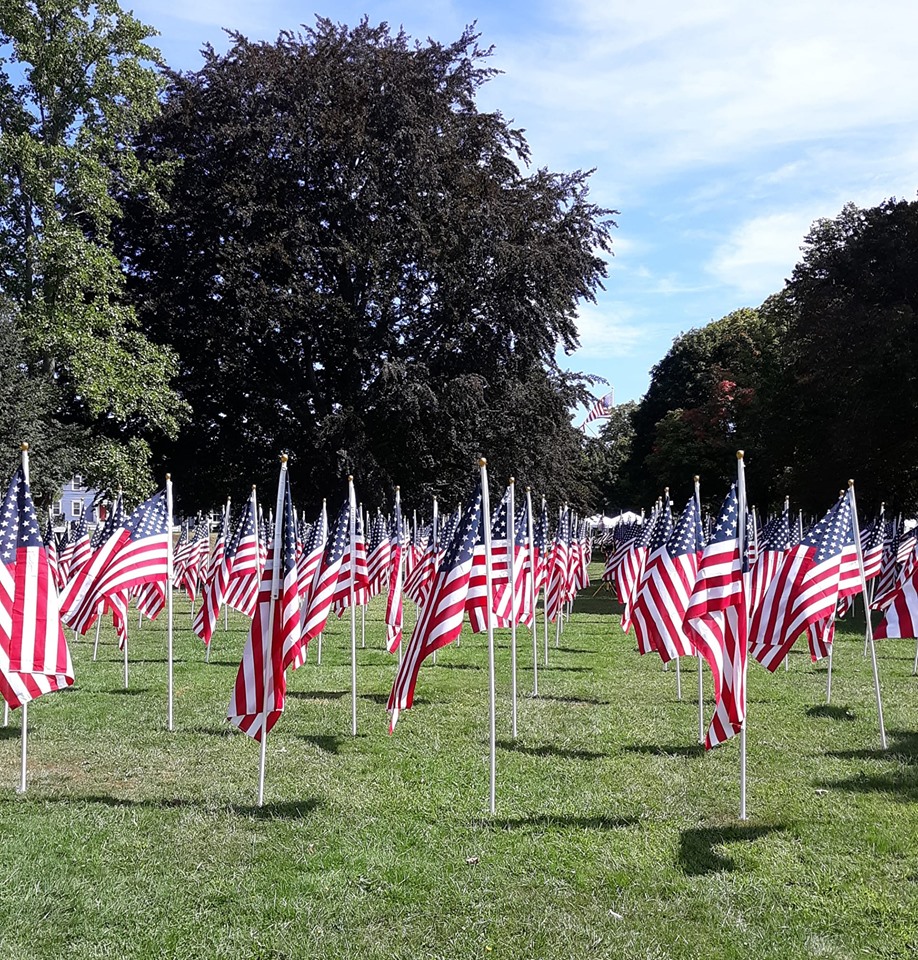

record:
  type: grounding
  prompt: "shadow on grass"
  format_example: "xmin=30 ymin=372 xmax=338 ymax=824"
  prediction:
xmin=541 ymin=665 xmax=592 ymax=673
xmin=15 ymin=793 xmax=322 ymax=820
xmin=826 ymin=729 xmax=918 ymax=763
xmin=623 ymin=743 xmax=705 ymax=758
xmin=678 ymin=824 xmax=784 ymax=875
xmin=496 ymin=739 xmax=605 ymax=761
xmin=534 ymin=694 xmax=608 ymax=706
xmin=555 ymin=647 xmax=596 ymax=655
xmin=806 ymin=704 xmax=856 ymax=722
xmin=0 ymin=725 xmax=20 ymax=740
xmin=105 ymin=687 xmax=149 ymax=696
xmin=435 ymin=663 xmax=483 ymax=671
xmin=186 ymin=725 xmax=236 ymax=738
xmin=202 ymin=661 xmax=244 ymax=668
xmin=287 ymin=690 xmax=347 ymax=700
xmin=299 ymin=734 xmax=343 ymax=754
xmin=479 ymin=813 xmax=638 ymax=831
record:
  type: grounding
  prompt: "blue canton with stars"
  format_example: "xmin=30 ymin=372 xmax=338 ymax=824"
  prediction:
xmin=668 ymin=496 xmax=704 ymax=557
xmin=763 ymin=507 xmax=794 ymax=552
xmin=0 ymin=467 xmax=43 ymax=564
xmin=647 ymin=497 xmax=673 ymax=551
xmin=123 ymin=491 xmax=169 ymax=541
xmin=801 ymin=495 xmax=854 ymax=562
xmin=225 ymin=500 xmax=257 ymax=562
xmin=708 ymin=485 xmax=739 ymax=545
xmin=323 ymin=502 xmax=351 ymax=565
xmin=91 ymin=494 xmax=124 ymax=549
xmin=443 ymin=484 xmax=483 ymax=571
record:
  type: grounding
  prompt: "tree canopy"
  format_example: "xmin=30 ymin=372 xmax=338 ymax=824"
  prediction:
xmin=116 ymin=19 xmax=615 ymax=511
xmin=0 ymin=0 xmax=187 ymax=500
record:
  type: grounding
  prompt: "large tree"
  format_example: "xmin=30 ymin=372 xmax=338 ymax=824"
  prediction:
xmin=0 ymin=0 xmax=186 ymax=499
xmin=775 ymin=198 xmax=918 ymax=512
xmin=626 ymin=308 xmax=783 ymax=509
xmin=116 ymin=19 xmax=615 ymax=511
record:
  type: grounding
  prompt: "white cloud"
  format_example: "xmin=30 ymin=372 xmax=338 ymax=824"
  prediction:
xmin=706 ymin=210 xmax=816 ymax=297
xmin=572 ymin=301 xmax=647 ymax=358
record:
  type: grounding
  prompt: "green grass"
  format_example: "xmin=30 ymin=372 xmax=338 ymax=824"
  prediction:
xmin=2 ymin=568 xmax=918 ymax=959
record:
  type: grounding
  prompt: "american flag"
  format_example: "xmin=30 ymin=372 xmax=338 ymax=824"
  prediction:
xmin=388 ymin=483 xmax=482 ymax=730
xmin=290 ymin=500 xmax=350 ymax=666
xmin=749 ymin=493 xmax=854 ymax=671
xmin=631 ymin=495 xmax=703 ymax=662
xmin=366 ymin=511 xmax=391 ymax=598
xmin=467 ymin=489 xmax=511 ymax=633
xmin=385 ymin=494 xmax=405 ymax=653
xmin=685 ymin=484 xmax=747 ymax=748
xmin=748 ymin=504 xmax=793 ymax=614
xmin=228 ymin=470 xmax=298 ymax=741
xmin=59 ymin=491 xmax=170 ymax=637
xmin=179 ymin=519 xmax=210 ymax=601
xmin=579 ymin=389 xmax=614 ymax=430
xmin=624 ymin=499 xmax=671 ymax=643
xmin=192 ymin=503 xmax=231 ymax=645
xmin=172 ymin=522 xmax=191 ymax=584
xmin=617 ymin=508 xmax=660 ymax=633
xmin=44 ymin=512 xmax=63 ymax=590
xmin=871 ymin=519 xmax=901 ymax=611
xmin=494 ymin=500 xmax=532 ymax=626
xmin=297 ymin=504 xmax=327 ymax=601
xmin=223 ymin=495 xmax=261 ymax=617
xmin=875 ymin=544 xmax=918 ymax=639
xmin=331 ymin=498 xmax=369 ymax=616
xmin=61 ymin=511 xmax=91 ymax=583
xmin=0 ymin=467 xmax=74 ymax=709
xmin=532 ymin=501 xmax=550 ymax=592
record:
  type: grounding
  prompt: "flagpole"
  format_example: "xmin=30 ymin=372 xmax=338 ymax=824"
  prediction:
xmin=694 ymin=476 xmax=704 ymax=743
xmin=395 ymin=487 xmax=404 ymax=665
xmin=542 ymin=498 xmax=549 ymax=668
xmin=18 ymin=442 xmax=30 ymax=794
xmin=736 ymin=451 xmax=748 ymax=821
xmin=258 ymin=456 xmax=287 ymax=807
xmin=432 ymin=497 xmax=439 ymax=666
xmin=92 ymin=618 xmax=102 ymax=661
xmin=508 ymin=479 xmax=518 ymax=739
xmin=526 ymin=487 xmax=538 ymax=698
xmin=166 ymin=474 xmax=174 ymax=731
xmin=479 ymin=458 xmax=497 ymax=814
xmin=359 ymin=503 xmax=366 ymax=650
xmin=848 ymin=480 xmax=887 ymax=750
xmin=348 ymin=476 xmax=358 ymax=738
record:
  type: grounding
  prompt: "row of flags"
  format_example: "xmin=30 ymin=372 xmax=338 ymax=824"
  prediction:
xmin=8 ymin=441 xmax=918 ymax=813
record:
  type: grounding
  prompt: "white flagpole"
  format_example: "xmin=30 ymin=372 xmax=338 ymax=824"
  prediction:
xmin=865 ymin=501 xmax=883 ymax=659
xmin=431 ymin=497 xmax=439 ymax=665
xmin=736 ymin=451 xmax=749 ymax=820
xmin=359 ymin=504 xmax=366 ymax=649
xmin=18 ymin=442 xmax=30 ymax=793
xmin=257 ymin=459 xmax=286 ymax=807
xmin=526 ymin=488 xmax=539 ymax=697
xmin=166 ymin=475 xmax=175 ymax=730
xmin=848 ymin=480 xmax=887 ymax=749
xmin=542 ymin=498 xmax=549 ymax=668
xmin=479 ymin=458 xmax=497 ymax=815
xmin=555 ymin=505 xmax=563 ymax=648
xmin=349 ymin=476 xmax=358 ymax=737
xmin=784 ymin=496 xmax=792 ymax=672
xmin=508 ymin=479 xmax=518 ymax=739
xmin=694 ymin=475 xmax=704 ymax=743
xmin=395 ymin=487 xmax=404 ymax=665
xmin=92 ymin=618 xmax=102 ymax=661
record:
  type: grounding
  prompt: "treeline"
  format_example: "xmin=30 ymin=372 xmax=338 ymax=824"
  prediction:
xmin=591 ymin=197 xmax=918 ymax=515
xmin=0 ymin=5 xmax=613 ymax=511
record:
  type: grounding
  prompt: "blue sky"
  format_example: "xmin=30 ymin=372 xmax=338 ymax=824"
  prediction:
xmin=130 ymin=0 xmax=918 ymax=417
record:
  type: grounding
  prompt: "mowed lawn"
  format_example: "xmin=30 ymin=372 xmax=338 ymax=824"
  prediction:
xmin=2 ymin=567 xmax=917 ymax=959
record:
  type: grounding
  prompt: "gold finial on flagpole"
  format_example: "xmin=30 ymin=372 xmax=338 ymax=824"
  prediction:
xmin=20 ymin=442 xmax=29 ymax=451
xmin=479 ymin=457 xmax=487 ymax=467
xmin=736 ymin=450 xmax=744 ymax=460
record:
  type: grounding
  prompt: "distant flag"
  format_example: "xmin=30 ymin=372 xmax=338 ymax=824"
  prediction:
xmin=192 ymin=499 xmax=232 ymax=645
xmin=388 ymin=482 xmax=483 ymax=730
xmin=223 ymin=492 xmax=261 ymax=618
xmin=579 ymin=389 xmax=614 ymax=431
xmin=289 ymin=500 xmax=350 ymax=666
xmin=385 ymin=490 xmax=405 ymax=653
xmin=228 ymin=461 xmax=298 ymax=747
xmin=297 ymin=503 xmax=327 ymax=602
xmin=631 ymin=495 xmax=703 ymax=662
